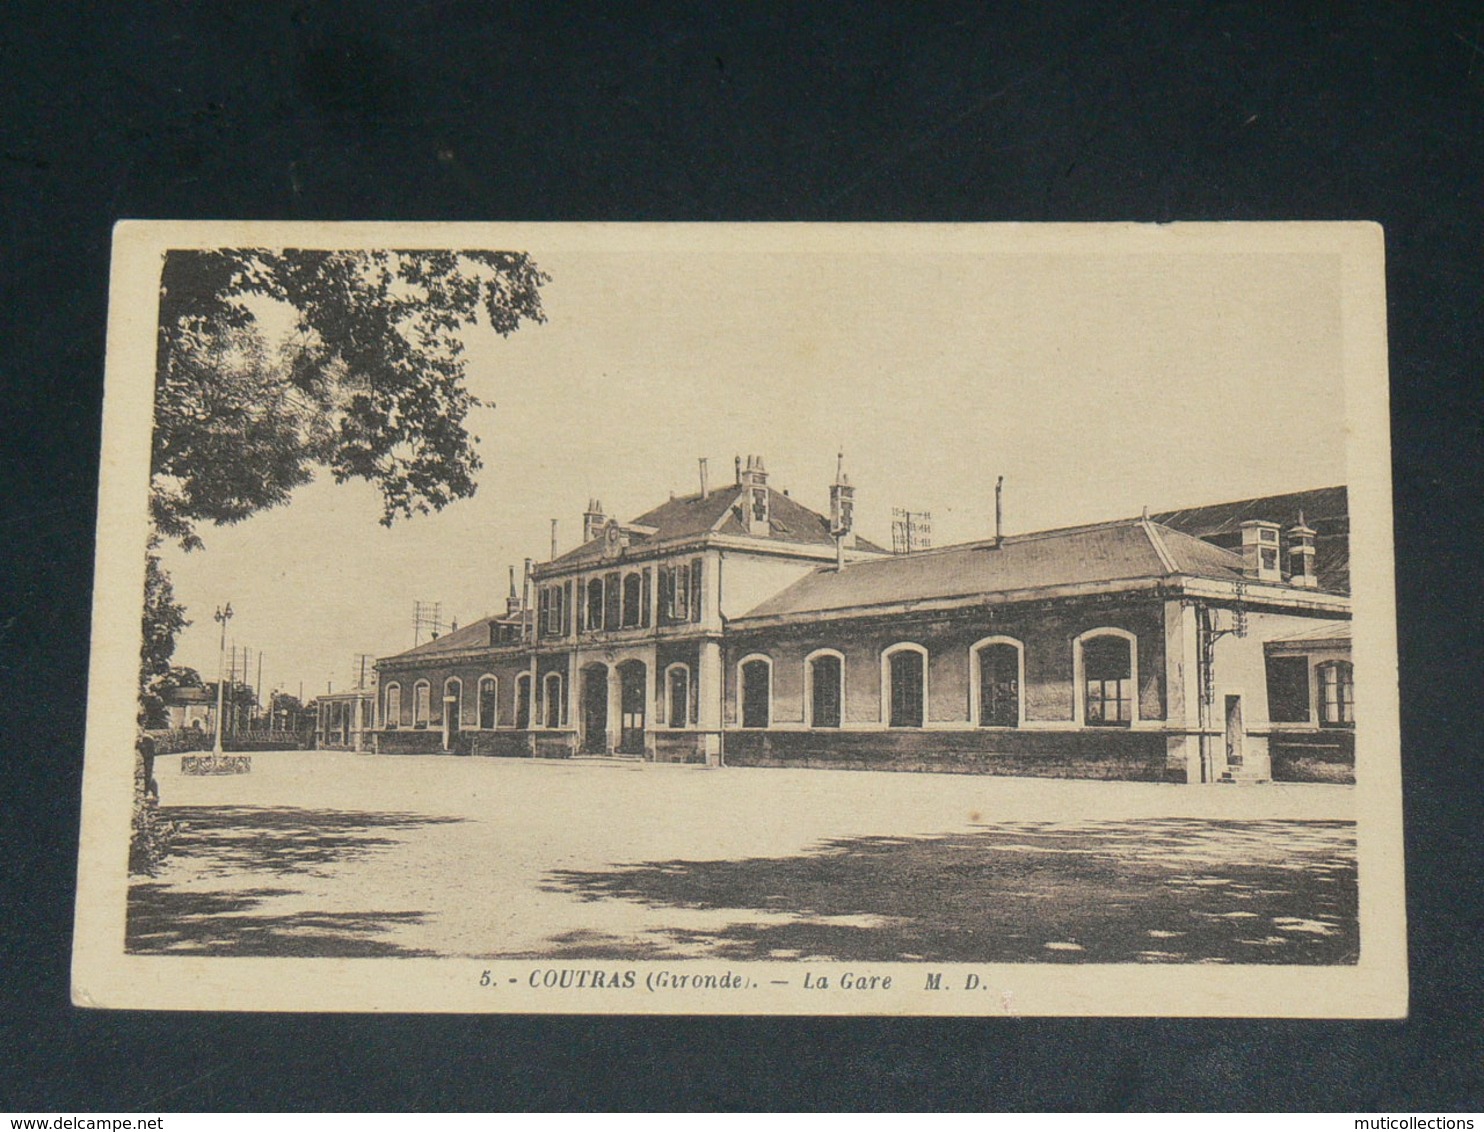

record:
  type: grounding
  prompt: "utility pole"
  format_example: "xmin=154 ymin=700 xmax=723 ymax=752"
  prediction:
xmin=256 ymin=650 xmax=264 ymax=728
xmin=212 ymin=603 xmax=233 ymax=758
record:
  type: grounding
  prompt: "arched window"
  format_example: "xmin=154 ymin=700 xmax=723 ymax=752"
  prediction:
xmin=1078 ymin=630 xmax=1136 ymax=727
xmin=514 ymin=673 xmax=532 ymax=729
xmin=970 ymin=637 xmax=1023 ymax=728
xmin=543 ymin=672 xmax=564 ymax=729
xmin=384 ymin=683 xmax=402 ymax=729
xmin=478 ymin=676 xmax=497 ymax=729
xmin=806 ymin=650 xmax=843 ymax=728
xmin=882 ymin=644 xmax=927 ymax=728
xmin=739 ymin=655 xmax=772 ymax=728
xmin=412 ymin=681 xmax=431 ymax=728
xmin=666 ymin=664 xmax=691 ymax=728
xmin=1317 ymin=661 xmax=1354 ymax=726
xmin=622 ymin=573 xmax=643 ymax=628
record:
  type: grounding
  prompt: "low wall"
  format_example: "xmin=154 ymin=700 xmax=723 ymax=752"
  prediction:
xmin=374 ymin=729 xmax=576 ymax=758
xmin=722 ymin=728 xmax=1169 ymax=781
xmin=652 ymin=733 xmax=707 ymax=764
xmin=375 ymin=729 xmax=445 ymax=755
xmin=229 ymin=731 xmax=308 ymax=751
xmin=142 ymin=729 xmax=208 ymax=755
xmin=1270 ymin=732 xmax=1355 ymax=784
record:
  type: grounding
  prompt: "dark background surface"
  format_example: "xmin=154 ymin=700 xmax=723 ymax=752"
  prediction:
xmin=2 ymin=1 xmax=1480 ymax=1112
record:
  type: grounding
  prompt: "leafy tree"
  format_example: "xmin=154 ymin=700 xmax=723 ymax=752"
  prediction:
xmin=138 ymin=549 xmax=191 ymax=728
xmin=153 ymin=248 xmax=548 ymax=548
xmin=130 ymin=248 xmax=548 ymax=871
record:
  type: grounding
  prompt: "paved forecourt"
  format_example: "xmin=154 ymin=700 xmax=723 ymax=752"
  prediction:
xmin=134 ymin=751 xmax=1356 ymax=961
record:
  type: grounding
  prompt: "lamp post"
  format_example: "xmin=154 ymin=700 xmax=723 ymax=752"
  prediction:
xmin=212 ymin=602 xmax=233 ymax=759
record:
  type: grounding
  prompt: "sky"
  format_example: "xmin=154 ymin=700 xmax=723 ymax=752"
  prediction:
xmin=155 ymin=234 xmax=1347 ymax=701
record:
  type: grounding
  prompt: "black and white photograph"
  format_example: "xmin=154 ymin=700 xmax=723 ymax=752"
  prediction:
xmin=72 ymin=221 xmax=1403 ymax=1016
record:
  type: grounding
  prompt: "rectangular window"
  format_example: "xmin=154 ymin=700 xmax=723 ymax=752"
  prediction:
xmin=1265 ymin=655 xmax=1311 ymax=722
xmin=888 ymin=651 xmax=924 ymax=728
xmin=668 ymin=667 xmax=690 ymax=728
xmin=1082 ymin=636 xmax=1132 ymax=726
xmin=741 ymin=660 xmax=770 ymax=728
xmin=1319 ymin=662 xmax=1355 ymax=726
xmin=585 ymin=577 xmax=603 ymax=631
xmin=515 ymin=676 xmax=531 ymax=729
xmin=540 ymin=585 xmax=564 ymax=638
xmin=603 ymin=571 xmax=621 ymax=630
xmin=810 ymin=655 xmax=842 ymax=728
xmin=673 ymin=563 xmax=690 ymax=621
xmin=621 ymin=573 xmax=641 ymax=628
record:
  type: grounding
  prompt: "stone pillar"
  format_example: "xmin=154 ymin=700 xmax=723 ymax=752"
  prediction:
xmin=527 ymin=653 xmax=540 ymax=757
xmin=697 ymin=639 xmax=723 ymax=766
xmin=605 ymin=665 xmax=620 ymax=755
xmin=1164 ymin=600 xmax=1204 ymax=783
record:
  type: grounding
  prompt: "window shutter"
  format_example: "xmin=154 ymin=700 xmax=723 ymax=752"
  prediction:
xmin=658 ymin=567 xmax=673 ymax=625
xmin=641 ymin=568 xmax=652 ymax=626
xmin=576 ymin=580 xmax=586 ymax=632
xmin=563 ymin=581 xmax=573 ymax=636
xmin=690 ymin=558 xmax=703 ymax=622
xmin=538 ymin=587 xmax=550 ymax=636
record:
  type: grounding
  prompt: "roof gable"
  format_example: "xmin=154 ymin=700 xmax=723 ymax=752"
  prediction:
xmin=543 ymin=485 xmax=885 ymax=569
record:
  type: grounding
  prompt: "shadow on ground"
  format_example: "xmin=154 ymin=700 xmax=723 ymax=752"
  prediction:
xmin=535 ymin=819 xmax=1358 ymax=965
xmin=127 ymin=886 xmax=438 ymax=956
xmin=150 ymin=805 xmax=465 ymax=876
xmin=126 ymin=806 xmax=462 ymax=957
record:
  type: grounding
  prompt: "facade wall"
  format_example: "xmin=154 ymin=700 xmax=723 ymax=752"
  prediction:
xmin=717 ymin=552 xmax=822 ymax=622
xmin=378 ymin=651 xmax=532 ymax=734
xmin=723 ymin=599 xmax=1167 ymax=729
xmin=724 ymin=729 xmax=1170 ymax=780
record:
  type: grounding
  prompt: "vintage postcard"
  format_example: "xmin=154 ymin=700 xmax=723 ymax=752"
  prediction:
xmin=73 ymin=221 xmax=1405 ymax=1015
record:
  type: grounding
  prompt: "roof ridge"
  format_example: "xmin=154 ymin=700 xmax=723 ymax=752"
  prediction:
xmin=1140 ymin=516 xmax=1179 ymax=574
xmin=709 ymin=486 xmax=747 ymax=532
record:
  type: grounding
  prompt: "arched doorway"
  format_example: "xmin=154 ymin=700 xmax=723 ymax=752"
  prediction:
xmin=617 ymin=659 xmax=647 ymax=755
xmin=581 ymin=663 xmax=609 ymax=754
xmin=442 ymin=678 xmax=462 ymax=751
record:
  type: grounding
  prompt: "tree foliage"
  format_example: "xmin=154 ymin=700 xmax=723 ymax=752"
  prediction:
xmin=152 ymin=248 xmax=548 ymax=549
xmin=138 ymin=547 xmax=191 ymax=727
xmin=132 ymin=248 xmax=547 ymax=870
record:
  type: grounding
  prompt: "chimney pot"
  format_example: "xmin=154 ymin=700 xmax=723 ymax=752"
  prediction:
xmin=1238 ymin=520 xmax=1282 ymax=581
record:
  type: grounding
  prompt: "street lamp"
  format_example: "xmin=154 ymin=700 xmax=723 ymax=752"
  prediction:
xmin=212 ymin=602 xmax=233 ymax=759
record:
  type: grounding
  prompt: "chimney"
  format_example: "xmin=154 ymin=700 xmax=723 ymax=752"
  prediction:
xmin=699 ymin=457 xmax=709 ymax=500
xmin=582 ymin=498 xmax=606 ymax=543
xmin=550 ymin=518 xmax=559 ymax=561
xmin=1286 ymin=511 xmax=1319 ymax=588
xmin=740 ymin=455 xmax=770 ymax=536
xmin=506 ymin=565 xmax=521 ymax=617
xmin=1238 ymin=520 xmax=1282 ymax=582
xmin=994 ymin=475 xmax=1005 ymax=548
xmin=829 ymin=452 xmax=856 ymax=569
xmin=521 ymin=558 xmax=533 ymax=641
